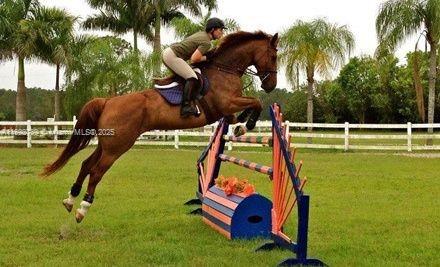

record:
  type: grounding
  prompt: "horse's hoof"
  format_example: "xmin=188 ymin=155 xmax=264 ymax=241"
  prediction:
xmin=234 ymin=125 xmax=246 ymax=137
xmin=75 ymin=210 xmax=85 ymax=223
xmin=62 ymin=199 xmax=73 ymax=213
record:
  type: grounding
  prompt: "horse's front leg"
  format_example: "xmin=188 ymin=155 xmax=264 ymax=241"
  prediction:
xmin=226 ymin=96 xmax=263 ymax=136
xmin=233 ymin=96 xmax=263 ymax=130
xmin=224 ymin=114 xmax=248 ymax=137
xmin=236 ymin=108 xmax=253 ymax=123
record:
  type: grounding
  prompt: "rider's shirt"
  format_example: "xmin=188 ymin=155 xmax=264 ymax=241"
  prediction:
xmin=170 ymin=31 xmax=211 ymax=61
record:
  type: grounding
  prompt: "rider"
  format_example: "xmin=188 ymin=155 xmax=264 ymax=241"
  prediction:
xmin=162 ymin=17 xmax=226 ymax=117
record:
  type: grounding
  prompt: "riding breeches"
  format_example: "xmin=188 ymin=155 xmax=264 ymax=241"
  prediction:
xmin=162 ymin=47 xmax=197 ymax=80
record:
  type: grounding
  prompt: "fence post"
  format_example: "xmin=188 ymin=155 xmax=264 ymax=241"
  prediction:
xmin=174 ymin=130 xmax=179 ymax=149
xmin=54 ymin=123 xmax=58 ymax=148
xmin=407 ymin=122 xmax=412 ymax=152
xmin=285 ymin=121 xmax=290 ymax=146
xmin=26 ymin=120 xmax=32 ymax=148
xmin=344 ymin=122 xmax=349 ymax=151
xmin=73 ymin=115 xmax=77 ymax=127
xmin=227 ymin=125 xmax=233 ymax=151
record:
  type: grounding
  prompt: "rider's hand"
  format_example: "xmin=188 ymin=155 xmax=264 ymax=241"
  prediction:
xmin=190 ymin=49 xmax=205 ymax=64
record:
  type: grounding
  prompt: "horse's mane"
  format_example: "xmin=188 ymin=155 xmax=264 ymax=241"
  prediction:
xmin=208 ymin=30 xmax=272 ymax=58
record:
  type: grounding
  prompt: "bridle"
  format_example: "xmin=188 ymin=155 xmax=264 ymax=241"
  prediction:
xmin=209 ymin=45 xmax=278 ymax=88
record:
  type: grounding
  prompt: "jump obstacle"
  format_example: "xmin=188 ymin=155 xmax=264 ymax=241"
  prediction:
xmin=186 ymin=104 xmax=325 ymax=266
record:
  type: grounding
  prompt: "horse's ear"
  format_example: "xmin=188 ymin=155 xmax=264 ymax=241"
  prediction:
xmin=270 ymin=33 xmax=279 ymax=47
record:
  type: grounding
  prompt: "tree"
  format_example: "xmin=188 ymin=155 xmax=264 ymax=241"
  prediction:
xmin=64 ymin=36 xmax=154 ymax=117
xmin=283 ymin=89 xmax=308 ymax=123
xmin=406 ymin=51 xmax=429 ymax=122
xmin=37 ymin=8 xmax=75 ymax=120
xmin=0 ymin=0 xmax=69 ymax=121
xmin=315 ymin=80 xmax=351 ymax=123
xmin=337 ymin=57 xmax=381 ymax=123
xmin=375 ymin=54 xmax=400 ymax=123
xmin=83 ymin=0 xmax=154 ymax=52
xmin=0 ymin=0 xmax=41 ymax=121
xmin=376 ymin=0 xmax=440 ymax=143
xmin=279 ymin=18 xmax=354 ymax=139
xmin=390 ymin=62 xmax=420 ymax=123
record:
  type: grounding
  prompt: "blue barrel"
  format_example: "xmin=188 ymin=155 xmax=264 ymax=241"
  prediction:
xmin=202 ymin=186 xmax=272 ymax=239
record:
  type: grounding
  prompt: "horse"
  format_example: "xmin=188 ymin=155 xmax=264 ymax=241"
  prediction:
xmin=42 ymin=31 xmax=279 ymax=223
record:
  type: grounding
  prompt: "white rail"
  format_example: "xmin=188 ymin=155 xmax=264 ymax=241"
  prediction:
xmin=0 ymin=119 xmax=439 ymax=151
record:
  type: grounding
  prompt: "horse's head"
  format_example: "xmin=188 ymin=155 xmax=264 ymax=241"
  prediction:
xmin=207 ymin=31 xmax=279 ymax=92
xmin=253 ymin=33 xmax=279 ymax=92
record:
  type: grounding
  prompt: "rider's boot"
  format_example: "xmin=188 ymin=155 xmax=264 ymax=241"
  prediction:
xmin=181 ymin=77 xmax=199 ymax=117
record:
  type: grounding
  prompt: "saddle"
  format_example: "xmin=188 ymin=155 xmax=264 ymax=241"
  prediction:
xmin=153 ymin=68 xmax=210 ymax=105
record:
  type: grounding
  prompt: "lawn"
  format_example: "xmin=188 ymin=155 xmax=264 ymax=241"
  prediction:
xmin=0 ymin=147 xmax=439 ymax=266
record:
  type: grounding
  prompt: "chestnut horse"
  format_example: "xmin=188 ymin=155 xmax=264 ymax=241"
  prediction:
xmin=42 ymin=31 xmax=279 ymax=222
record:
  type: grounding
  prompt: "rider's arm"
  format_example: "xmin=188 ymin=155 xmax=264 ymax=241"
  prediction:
xmin=190 ymin=49 xmax=207 ymax=64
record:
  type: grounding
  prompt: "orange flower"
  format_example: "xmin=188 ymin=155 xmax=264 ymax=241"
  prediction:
xmin=243 ymin=184 xmax=255 ymax=195
xmin=221 ymin=177 xmax=230 ymax=188
xmin=227 ymin=177 xmax=238 ymax=188
xmin=224 ymin=184 xmax=234 ymax=196
xmin=215 ymin=175 xmax=255 ymax=196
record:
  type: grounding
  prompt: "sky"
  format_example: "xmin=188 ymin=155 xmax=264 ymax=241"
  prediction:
xmin=0 ymin=0 xmax=418 ymax=91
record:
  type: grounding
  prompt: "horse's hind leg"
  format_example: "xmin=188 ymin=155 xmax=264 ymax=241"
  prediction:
xmin=75 ymin=152 xmax=117 ymax=223
xmin=62 ymin=146 xmax=102 ymax=212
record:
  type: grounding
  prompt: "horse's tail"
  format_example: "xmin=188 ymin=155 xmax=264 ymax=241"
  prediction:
xmin=41 ymin=98 xmax=107 ymax=177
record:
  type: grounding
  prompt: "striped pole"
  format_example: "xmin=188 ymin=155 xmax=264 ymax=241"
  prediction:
xmin=218 ymin=154 xmax=273 ymax=176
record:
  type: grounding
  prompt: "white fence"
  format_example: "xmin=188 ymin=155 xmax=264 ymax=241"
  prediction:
xmin=0 ymin=118 xmax=439 ymax=151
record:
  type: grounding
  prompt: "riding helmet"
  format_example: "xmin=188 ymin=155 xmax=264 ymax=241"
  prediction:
xmin=205 ymin=18 xmax=226 ymax=32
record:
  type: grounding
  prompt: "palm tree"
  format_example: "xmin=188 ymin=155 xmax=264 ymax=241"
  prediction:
xmin=280 ymin=18 xmax=354 ymax=135
xmin=0 ymin=0 xmax=69 ymax=121
xmin=148 ymin=0 xmax=217 ymax=76
xmin=83 ymin=0 xmax=154 ymax=52
xmin=376 ymin=0 xmax=440 ymax=143
xmin=0 ymin=0 xmax=40 ymax=121
xmin=37 ymin=8 xmax=75 ymax=120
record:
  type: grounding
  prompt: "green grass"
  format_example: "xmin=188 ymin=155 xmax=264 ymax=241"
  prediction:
xmin=0 ymin=147 xmax=439 ymax=266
